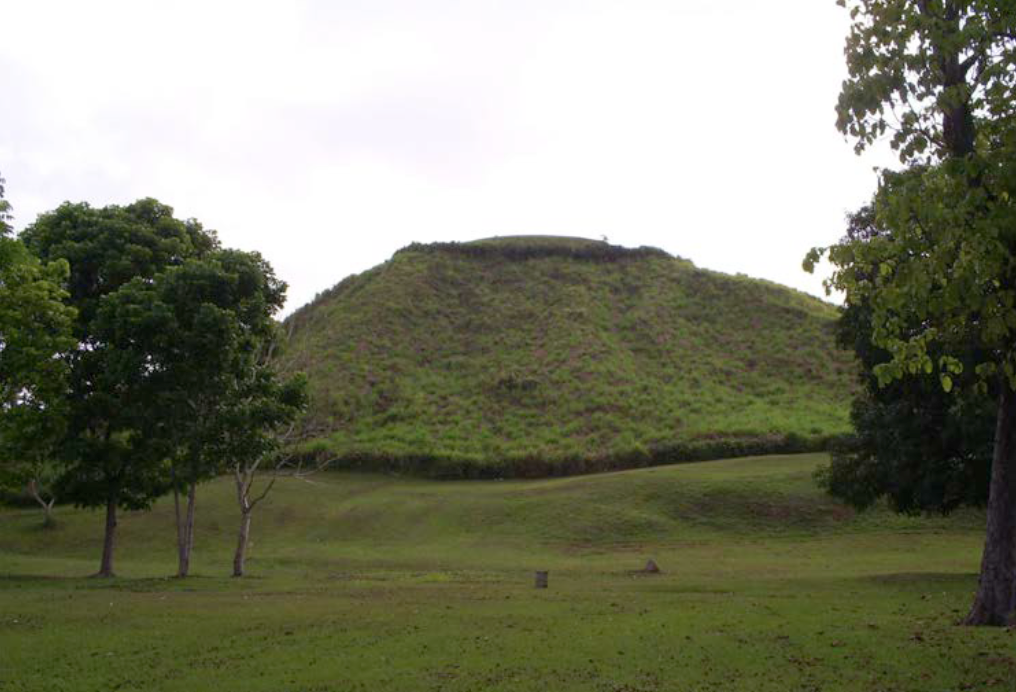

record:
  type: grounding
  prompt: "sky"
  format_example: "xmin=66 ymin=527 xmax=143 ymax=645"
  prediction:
xmin=1 ymin=0 xmax=897 ymax=315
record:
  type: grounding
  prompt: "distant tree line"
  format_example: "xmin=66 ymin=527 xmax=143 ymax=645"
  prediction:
xmin=0 ymin=179 xmax=307 ymax=578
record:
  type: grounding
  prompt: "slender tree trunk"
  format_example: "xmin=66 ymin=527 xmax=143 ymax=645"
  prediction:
xmin=172 ymin=468 xmax=184 ymax=562
xmin=173 ymin=484 xmax=184 ymax=572
xmin=27 ymin=479 xmax=56 ymax=528
xmin=43 ymin=499 xmax=55 ymax=527
xmin=964 ymin=385 xmax=1016 ymax=626
xmin=177 ymin=482 xmax=197 ymax=578
xmin=97 ymin=496 xmax=117 ymax=578
xmin=233 ymin=510 xmax=252 ymax=577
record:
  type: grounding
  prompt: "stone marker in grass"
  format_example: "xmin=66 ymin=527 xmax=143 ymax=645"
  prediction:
xmin=535 ymin=571 xmax=548 ymax=588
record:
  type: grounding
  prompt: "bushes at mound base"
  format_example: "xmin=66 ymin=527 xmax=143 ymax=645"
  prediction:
xmin=293 ymin=433 xmax=839 ymax=480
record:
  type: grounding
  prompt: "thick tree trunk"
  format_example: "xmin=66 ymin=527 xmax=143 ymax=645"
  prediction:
xmin=96 ymin=497 xmax=117 ymax=578
xmin=964 ymin=385 xmax=1016 ymax=626
xmin=176 ymin=482 xmax=198 ymax=577
xmin=233 ymin=510 xmax=252 ymax=577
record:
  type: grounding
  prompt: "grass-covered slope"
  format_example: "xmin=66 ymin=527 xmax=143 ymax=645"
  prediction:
xmin=283 ymin=237 xmax=857 ymax=476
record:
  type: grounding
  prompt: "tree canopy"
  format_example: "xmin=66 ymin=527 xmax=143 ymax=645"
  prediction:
xmin=815 ymin=206 xmax=994 ymax=515
xmin=0 ymin=174 xmax=76 ymax=518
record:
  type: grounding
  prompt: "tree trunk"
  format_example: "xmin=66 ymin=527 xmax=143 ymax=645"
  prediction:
xmin=172 ymin=472 xmax=184 ymax=564
xmin=233 ymin=510 xmax=252 ymax=577
xmin=96 ymin=496 xmax=117 ymax=578
xmin=42 ymin=498 xmax=55 ymax=528
xmin=919 ymin=0 xmax=975 ymax=158
xmin=964 ymin=385 xmax=1016 ymax=626
xmin=27 ymin=479 xmax=56 ymax=528
xmin=177 ymin=482 xmax=197 ymax=578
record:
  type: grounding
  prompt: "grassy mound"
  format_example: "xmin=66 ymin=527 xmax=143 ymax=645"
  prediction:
xmin=0 ymin=454 xmax=984 ymax=576
xmin=283 ymin=237 xmax=857 ymax=476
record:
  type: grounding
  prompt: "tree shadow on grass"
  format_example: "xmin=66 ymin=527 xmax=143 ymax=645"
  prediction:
xmin=0 ymin=573 xmax=244 ymax=593
xmin=862 ymin=571 xmax=976 ymax=587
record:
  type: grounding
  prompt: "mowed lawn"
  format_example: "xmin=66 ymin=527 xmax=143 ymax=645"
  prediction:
xmin=0 ymin=454 xmax=1012 ymax=692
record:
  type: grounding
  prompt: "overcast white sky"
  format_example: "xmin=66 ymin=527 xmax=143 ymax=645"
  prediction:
xmin=1 ymin=0 xmax=895 ymax=314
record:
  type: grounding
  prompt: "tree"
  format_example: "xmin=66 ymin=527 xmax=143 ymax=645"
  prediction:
xmin=0 ymin=173 xmax=76 ymax=526
xmin=816 ymin=206 xmax=995 ymax=515
xmin=810 ymin=0 xmax=1016 ymax=625
xmin=97 ymin=249 xmax=296 ymax=577
xmin=222 ymin=329 xmax=308 ymax=577
xmin=21 ymin=199 xmax=217 ymax=577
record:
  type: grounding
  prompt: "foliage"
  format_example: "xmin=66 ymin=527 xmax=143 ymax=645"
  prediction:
xmin=835 ymin=0 xmax=1016 ymax=161
xmin=808 ymin=165 xmax=1016 ymax=392
xmin=816 ymin=1 xmax=1016 ymax=389
xmin=814 ymin=206 xmax=995 ymax=514
xmin=0 ymin=172 xmax=13 ymax=235
xmin=0 ymin=454 xmax=1007 ymax=691
xmin=216 ymin=366 xmax=309 ymax=475
xmin=19 ymin=200 xmax=220 ymax=575
xmin=283 ymin=236 xmax=857 ymax=478
xmin=0 ymin=175 xmax=76 ymax=506
xmin=97 ymin=249 xmax=288 ymax=480
xmin=805 ymin=0 xmax=1016 ymax=438
xmin=818 ymin=393 xmax=993 ymax=512
xmin=23 ymin=198 xmax=218 ymax=330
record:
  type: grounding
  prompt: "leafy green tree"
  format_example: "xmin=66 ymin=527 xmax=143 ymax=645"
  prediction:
xmin=816 ymin=206 xmax=995 ymax=515
xmin=810 ymin=0 xmax=1016 ymax=625
xmin=0 ymin=174 xmax=76 ymax=526
xmin=97 ymin=249 xmax=304 ymax=577
xmin=21 ymin=199 xmax=217 ymax=577
xmin=223 ymin=364 xmax=308 ymax=577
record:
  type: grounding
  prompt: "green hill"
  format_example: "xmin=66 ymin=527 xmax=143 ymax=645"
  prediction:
xmin=282 ymin=236 xmax=857 ymax=476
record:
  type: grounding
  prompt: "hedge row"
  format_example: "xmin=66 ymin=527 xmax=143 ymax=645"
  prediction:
xmin=394 ymin=240 xmax=670 ymax=264
xmin=292 ymin=433 xmax=842 ymax=480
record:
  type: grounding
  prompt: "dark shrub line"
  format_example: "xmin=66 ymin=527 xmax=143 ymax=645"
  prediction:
xmin=290 ymin=433 xmax=842 ymax=480
xmin=394 ymin=240 xmax=670 ymax=264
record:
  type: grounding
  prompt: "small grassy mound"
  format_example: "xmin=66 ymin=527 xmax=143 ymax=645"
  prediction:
xmin=0 ymin=455 xmax=981 ymax=574
xmin=283 ymin=237 xmax=858 ymax=477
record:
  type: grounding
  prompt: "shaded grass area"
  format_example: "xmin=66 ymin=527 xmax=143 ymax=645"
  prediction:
xmin=1 ymin=454 xmax=1011 ymax=691
xmin=283 ymin=237 xmax=858 ymax=477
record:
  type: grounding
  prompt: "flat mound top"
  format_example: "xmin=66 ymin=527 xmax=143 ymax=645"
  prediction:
xmin=394 ymin=236 xmax=671 ymax=262
xmin=283 ymin=237 xmax=856 ymax=477
xmin=468 ymin=235 xmax=614 ymax=249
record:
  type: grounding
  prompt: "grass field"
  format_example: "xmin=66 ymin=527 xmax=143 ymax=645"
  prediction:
xmin=1 ymin=454 xmax=1012 ymax=691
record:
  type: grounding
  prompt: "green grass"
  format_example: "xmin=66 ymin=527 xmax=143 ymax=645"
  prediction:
xmin=283 ymin=237 xmax=859 ymax=476
xmin=1 ymin=453 xmax=1011 ymax=691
